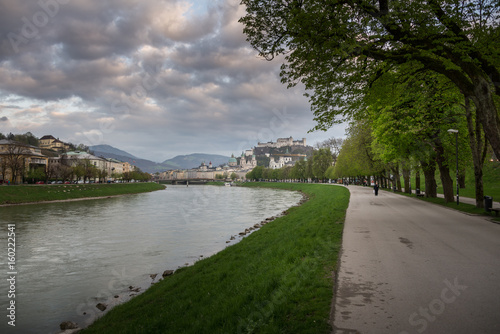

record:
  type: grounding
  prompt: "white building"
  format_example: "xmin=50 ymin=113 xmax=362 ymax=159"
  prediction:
xmin=239 ymin=153 xmax=257 ymax=170
xmin=269 ymin=154 xmax=307 ymax=169
xmin=257 ymin=136 xmax=306 ymax=148
xmin=62 ymin=151 xmax=107 ymax=170
xmin=105 ymin=158 xmax=124 ymax=177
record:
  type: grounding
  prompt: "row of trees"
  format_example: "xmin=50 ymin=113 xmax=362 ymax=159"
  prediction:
xmin=330 ymin=65 xmax=496 ymax=207
xmin=215 ymin=172 xmax=239 ymax=181
xmin=240 ymin=0 xmax=499 ymax=208
xmin=25 ymin=160 xmax=151 ymax=184
xmin=246 ymin=148 xmax=334 ymax=182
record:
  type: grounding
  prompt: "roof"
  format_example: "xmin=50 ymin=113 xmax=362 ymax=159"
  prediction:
xmin=40 ymin=135 xmax=56 ymax=140
xmin=0 ymin=139 xmax=38 ymax=149
xmin=0 ymin=140 xmax=45 ymax=157
xmin=64 ymin=151 xmax=103 ymax=160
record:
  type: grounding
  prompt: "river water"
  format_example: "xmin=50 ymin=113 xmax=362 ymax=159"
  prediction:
xmin=0 ymin=185 xmax=302 ymax=333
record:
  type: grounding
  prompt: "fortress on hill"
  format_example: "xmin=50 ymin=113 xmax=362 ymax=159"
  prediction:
xmin=257 ymin=137 xmax=306 ymax=149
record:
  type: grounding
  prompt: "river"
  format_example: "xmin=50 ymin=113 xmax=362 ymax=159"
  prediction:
xmin=0 ymin=185 xmax=302 ymax=333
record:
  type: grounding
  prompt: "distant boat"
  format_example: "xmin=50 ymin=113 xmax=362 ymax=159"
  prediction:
xmin=224 ymin=182 xmax=231 ymax=187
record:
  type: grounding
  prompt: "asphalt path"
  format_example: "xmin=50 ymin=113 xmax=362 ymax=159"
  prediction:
xmin=331 ymin=185 xmax=500 ymax=334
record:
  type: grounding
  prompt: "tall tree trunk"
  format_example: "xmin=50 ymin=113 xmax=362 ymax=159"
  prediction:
xmin=382 ymin=173 xmax=388 ymax=188
xmin=465 ymin=97 xmax=487 ymax=208
xmin=458 ymin=172 xmax=466 ymax=189
xmin=470 ymin=76 xmax=500 ymax=161
xmin=415 ymin=167 xmax=421 ymax=194
xmin=421 ymin=158 xmax=437 ymax=198
xmin=391 ymin=165 xmax=402 ymax=191
xmin=434 ymin=140 xmax=455 ymax=203
xmin=402 ymin=162 xmax=411 ymax=194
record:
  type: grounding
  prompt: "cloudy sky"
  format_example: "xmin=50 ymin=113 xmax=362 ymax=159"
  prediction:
xmin=0 ymin=0 xmax=345 ymax=162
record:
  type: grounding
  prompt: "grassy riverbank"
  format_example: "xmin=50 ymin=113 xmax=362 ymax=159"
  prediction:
xmin=0 ymin=182 xmax=165 ymax=205
xmin=83 ymin=183 xmax=349 ymax=334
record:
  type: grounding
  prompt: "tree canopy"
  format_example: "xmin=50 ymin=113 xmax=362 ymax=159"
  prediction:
xmin=240 ymin=0 xmax=500 ymax=158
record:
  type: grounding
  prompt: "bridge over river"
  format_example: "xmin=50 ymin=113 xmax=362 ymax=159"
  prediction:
xmin=159 ymin=178 xmax=216 ymax=185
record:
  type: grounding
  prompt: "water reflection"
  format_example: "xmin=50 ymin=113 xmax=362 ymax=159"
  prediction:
xmin=0 ymin=185 xmax=301 ymax=333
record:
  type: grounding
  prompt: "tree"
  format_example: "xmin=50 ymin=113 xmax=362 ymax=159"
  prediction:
xmin=306 ymin=156 xmax=314 ymax=181
xmin=325 ymin=165 xmax=335 ymax=181
xmin=279 ymin=166 xmax=292 ymax=180
xmin=291 ymin=159 xmax=307 ymax=181
xmin=80 ymin=160 xmax=98 ymax=182
xmin=316 ymin=137 xmax=344 ymax=164
xmin=73 ymin=164 xmax=85 ymax=182
xmin=230 ymin=172 xmax=238 ymax=181
xmin=240 ymin=0 xmax=500 ymax=160
xmin=247 ymin=166 xmax=264 ymax=180
xmin=312 ymin=148 xmax=333 ymax=181
xmin=0 ymin=154 xmax=7 ymax=183
xmin=365 ymin=69 xmax=466 ymax=201
xmin=13 ymin=132 xmax=39 ymax=147
xmin=97 ymin=169 xmax=108 ymax=183
xmin=334 ymin=121 xmax=385 ymax=181
xmin=123 ymin=171 xmax=132 ymax=182
xmin=76 ymin=143 xmax=90 ymax=152
xmin=27 ymin=167 xmax=46 ymax=183
xmin=464 ymin=98 xmax=489 ymax=207
xmin=2 ymin=141 xmax=29 ymax=183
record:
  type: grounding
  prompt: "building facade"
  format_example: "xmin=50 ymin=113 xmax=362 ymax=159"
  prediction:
xmin=39 ymin=135 xmax=71 ymax=152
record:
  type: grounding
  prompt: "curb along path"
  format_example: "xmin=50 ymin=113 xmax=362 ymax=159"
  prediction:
xmin=331 ymin=186 xmax=500 ymax=334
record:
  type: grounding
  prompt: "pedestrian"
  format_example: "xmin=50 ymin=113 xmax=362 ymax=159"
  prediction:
xmin=374 ymin=182 xmax=379 ymax=196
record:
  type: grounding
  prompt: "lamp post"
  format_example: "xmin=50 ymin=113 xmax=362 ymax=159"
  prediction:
xmin=447 ymin=129 xmax=459 ymax=205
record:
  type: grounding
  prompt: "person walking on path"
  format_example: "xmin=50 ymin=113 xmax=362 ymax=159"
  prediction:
xmin=373 ymin=182 xmax=379 ymax=196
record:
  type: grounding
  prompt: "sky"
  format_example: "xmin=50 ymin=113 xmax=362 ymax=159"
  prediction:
xmin=0 ymin=0 xmax=345 ymax=162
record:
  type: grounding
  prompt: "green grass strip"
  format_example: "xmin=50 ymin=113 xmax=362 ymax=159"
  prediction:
xmin=393 ymin=189 xmax=500 ymax=221
xmin=0 ymin=183 xmax=165 ymax=205
xmin=83 ymin=183 xmax=349 ymax=334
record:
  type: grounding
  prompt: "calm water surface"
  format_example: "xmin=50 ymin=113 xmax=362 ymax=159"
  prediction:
xmin=0 ymin=185 xmax=302 ymax=333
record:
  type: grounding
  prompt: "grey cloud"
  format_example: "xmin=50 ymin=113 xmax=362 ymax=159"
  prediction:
xmin=0 ymin=0 xmax=337 ymax=161
xmin=0 ymin=105 xmax=21 ymax=109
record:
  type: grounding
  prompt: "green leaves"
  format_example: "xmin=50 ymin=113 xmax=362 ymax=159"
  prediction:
xmin=240 ymin=0 xmax=500 ymax=157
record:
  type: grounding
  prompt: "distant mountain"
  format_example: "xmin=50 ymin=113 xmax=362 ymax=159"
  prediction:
xmin=89 ymin=145 xmax=230 ymax=173
xmin=163 ymin=153 xmax=231 ymax=169
xmin=90 ymin=145 xmax=137 ymax=159
xmin=90 ymin=145 xmax=177 ymax=173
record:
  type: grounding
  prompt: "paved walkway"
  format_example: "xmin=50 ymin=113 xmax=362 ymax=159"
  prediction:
xmin=331 ymin=186 xmax=500 ymax=334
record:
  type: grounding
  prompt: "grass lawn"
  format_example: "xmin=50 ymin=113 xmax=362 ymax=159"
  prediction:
xmin=394 ymin=160 xmax=500 ymax=221
xmin=0 ymin=182 xmax=165 ymax=205
xmin=407 ymin=160 xmax=500 ymax=200
xmin=82 ymin=183 xmax=350 ymax=334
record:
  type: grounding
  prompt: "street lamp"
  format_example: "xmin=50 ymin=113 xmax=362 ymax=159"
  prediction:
xmin=447 ymin=129 xmax=459 ymax=205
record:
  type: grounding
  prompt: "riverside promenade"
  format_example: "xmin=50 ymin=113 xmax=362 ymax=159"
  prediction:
xmin=331 ymin=185 xmax=500 ymax=334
